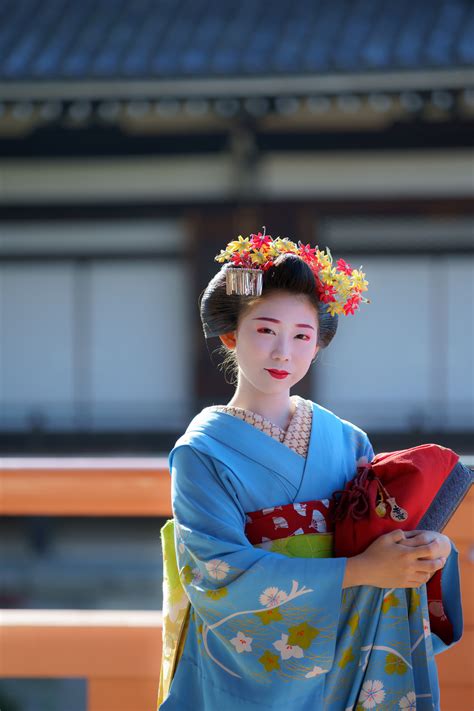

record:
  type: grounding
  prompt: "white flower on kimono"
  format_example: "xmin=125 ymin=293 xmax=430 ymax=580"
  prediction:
xmin=230 ymin=631 xmax=253 ymax=653
xmin=273 ymin=633 xmax=304 ymax=660
xmin=305 ymin=665 xmax=326 ymax=677
xmin=259 ymin=586 xmax=288 ymax=607
xmin=191 ymin=567 xmax=203 ymax=584
xmin=205 ymin=559 xmax=230 ymax=580
xmin=359 ymin=680 xmax=386 ymax=708
xmin=399 ymin=691 xmax=416 ymax=710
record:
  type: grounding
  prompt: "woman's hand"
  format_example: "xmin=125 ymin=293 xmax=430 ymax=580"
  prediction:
xmin=343 ymin=529 xmax=449 ymax=589
xmin=400 ymin=529 xmax=451 ymax=560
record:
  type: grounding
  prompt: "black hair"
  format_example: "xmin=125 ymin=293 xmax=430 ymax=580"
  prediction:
xmin=199 ymin=252 xmax=338 ymax=349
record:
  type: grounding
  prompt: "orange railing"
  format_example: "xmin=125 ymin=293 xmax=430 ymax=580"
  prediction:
xmin=0 ymin=458 xmax=473 ymax=710
xmin=0 ymin=609 xmax=162 ymax=711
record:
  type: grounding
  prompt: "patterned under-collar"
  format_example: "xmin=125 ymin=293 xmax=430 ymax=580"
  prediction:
xmin=208 ymin=395 xmax=312 ymax=458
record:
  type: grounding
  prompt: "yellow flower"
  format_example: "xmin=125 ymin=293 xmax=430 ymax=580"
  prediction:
xmin=321 ymin=265 xmax=338 ymax=280
xmin=205 ymin=587 xmax=228 ymax=600
xmin=385 ymin=652 xmax=408 ymax=675
xmin=180 ymin=565 xmax=193 ymax=585
xmin=287 ymin=621 xmax=319 ymax=649
xmin=382 ymin=592 xmax=400 ymax=614
xmin=255 ymin=607 xmax=283 ymax=625
xmin=409 ymin=589 xmax=420 ymax=614
xmin=334 ymin=272 xmax=351 ymax=289
xmin=349 ymin=613 xmax=359 ymax=635
xmin=266 ymin=243 xmax=282 ymax=258
xmin=351 ymin=269 xmax=369 ymax=292
xmin=259 ymin=650 xmax=280 ymax=672
xmin=326 ymin=301 xmax=344 ymax=317
xmin=338 ymin=646 xmax=355 ymax=668
xmin=215 ymin=249 xmax=232 ymax=263
xmin=273 ymin=237 xmax=298 ymax=253
xmin=316 ymin=249 xmax=331 ymax=267
xmin=227 ymin=236 xmax=251 ymax=253
xmin=250 ymin=251 xmax=269 ymax=265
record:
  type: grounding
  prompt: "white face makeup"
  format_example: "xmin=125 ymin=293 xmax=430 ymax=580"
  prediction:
xmin=233 ymin=291 xmax=320 ymax=398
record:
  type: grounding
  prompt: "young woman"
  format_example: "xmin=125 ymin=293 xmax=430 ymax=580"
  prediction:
xmin=157 ymin=232 xmax=462 ymax=710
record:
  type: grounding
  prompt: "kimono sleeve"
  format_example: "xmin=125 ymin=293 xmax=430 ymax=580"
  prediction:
xmin=170 ymin=443 xmax=347 ymax=680
xmin=355 ymin=430 xmax=374 ymax=467
xmin=429 ymin=541 xmax=463 ymax=654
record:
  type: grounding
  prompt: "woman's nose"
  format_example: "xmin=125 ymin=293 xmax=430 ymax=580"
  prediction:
xmin=271 ymin=339 xmax=290 ymax=360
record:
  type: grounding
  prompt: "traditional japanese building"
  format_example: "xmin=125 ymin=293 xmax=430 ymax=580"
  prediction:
xmin=0 ymin=0 xmax=472 ymax=454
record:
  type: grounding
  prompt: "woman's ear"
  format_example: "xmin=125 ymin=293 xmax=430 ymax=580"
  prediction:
xmin=219 ymin=331 xmax=237 ymax=349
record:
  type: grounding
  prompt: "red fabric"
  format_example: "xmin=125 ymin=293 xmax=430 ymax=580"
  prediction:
xmin=330 ymin=443 xmax=458 ymax=557
xmin=245 ymin=500 xmax=333 ymax=544
xmin=426 ymin=570 xmax=453 ymax=644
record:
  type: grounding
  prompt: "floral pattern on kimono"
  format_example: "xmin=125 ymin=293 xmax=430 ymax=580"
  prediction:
xmin=157 ymin=399 xmax=462 ymax=710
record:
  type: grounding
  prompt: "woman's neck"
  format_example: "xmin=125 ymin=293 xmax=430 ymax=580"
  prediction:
xmin=226 ymin=386 xmax=296 ymax=431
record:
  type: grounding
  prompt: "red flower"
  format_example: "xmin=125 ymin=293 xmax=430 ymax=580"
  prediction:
xmin=319 ymin=284 xmax=337 ymax=303
xmin=343 ymin=293 xmax=361 ymax=315
xmin=262 ymin=260 xmax=274 ymax=271
xmin=337 ymin=258 xmax=353 ymax=276
xmin=250 ymin=232 xmax=272 ymax=249
xmin=231 ymin=251 xmax=252 ymax=268
xmin=298 ymin=243 xmax=317 ymax=262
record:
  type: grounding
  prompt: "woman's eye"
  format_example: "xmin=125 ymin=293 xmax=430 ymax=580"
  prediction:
xmin=296 ymin=334 xmax=310 ymax=340
xmin=257 ymin=327 xmax=274 ymax=334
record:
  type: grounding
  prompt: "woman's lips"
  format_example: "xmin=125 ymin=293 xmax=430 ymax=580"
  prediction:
xmin=265 ymin=369 xmax=290 ymax=379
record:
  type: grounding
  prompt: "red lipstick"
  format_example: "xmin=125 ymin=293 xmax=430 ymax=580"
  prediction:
xmin=265 ymin=369 xmax=290 ymax=379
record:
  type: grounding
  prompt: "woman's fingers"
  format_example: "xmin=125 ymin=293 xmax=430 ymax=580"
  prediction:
xmin=405 ymin=561 xmax=446 ymax=587
xmin=408 ymin=562 xmax=444 ymax=586
xmin=403 ymin=529 xmax=424 ymax=539
xmin=406 ymin=540 xmax=441 ymax=560
xmin=399 ymin=531 xmax=435 ymax=547
xmin=385 ymin=528 xmax=406 ymax=544
xmin=415 ymin=557 xmax=445 ymax=574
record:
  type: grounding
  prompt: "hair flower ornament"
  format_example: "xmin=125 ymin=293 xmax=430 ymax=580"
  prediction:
xmin=215 ymin=228 xmax=370 ymax=315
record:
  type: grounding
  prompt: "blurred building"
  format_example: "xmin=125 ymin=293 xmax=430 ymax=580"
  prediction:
xmin=0 ymin=0 xmax=473 ymax=455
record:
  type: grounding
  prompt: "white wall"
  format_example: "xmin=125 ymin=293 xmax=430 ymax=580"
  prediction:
xmin=0 ymin=220 xmax=192 ymax=431
xmin=314 ymin=253 xmax=474 ymax=432
xmin=0 ymin=263 xmax=75 ymax=429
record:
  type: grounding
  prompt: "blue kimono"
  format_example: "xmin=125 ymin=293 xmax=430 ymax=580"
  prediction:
xmin=160 ymin=401 xmax=462 ymax=710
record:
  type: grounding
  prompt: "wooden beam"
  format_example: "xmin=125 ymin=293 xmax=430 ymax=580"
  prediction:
xmin=0 ymin=458 xmax=172 ymax=516
xmin=0 ymin=610 xmax=163 ymax=711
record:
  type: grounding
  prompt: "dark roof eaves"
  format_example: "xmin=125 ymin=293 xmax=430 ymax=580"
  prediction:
xmin=0 ymin=68 xmax=472 ymax=101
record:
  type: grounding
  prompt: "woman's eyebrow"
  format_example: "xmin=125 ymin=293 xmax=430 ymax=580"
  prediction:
xmin=252 ymin=317 xmax=314 ymax=330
